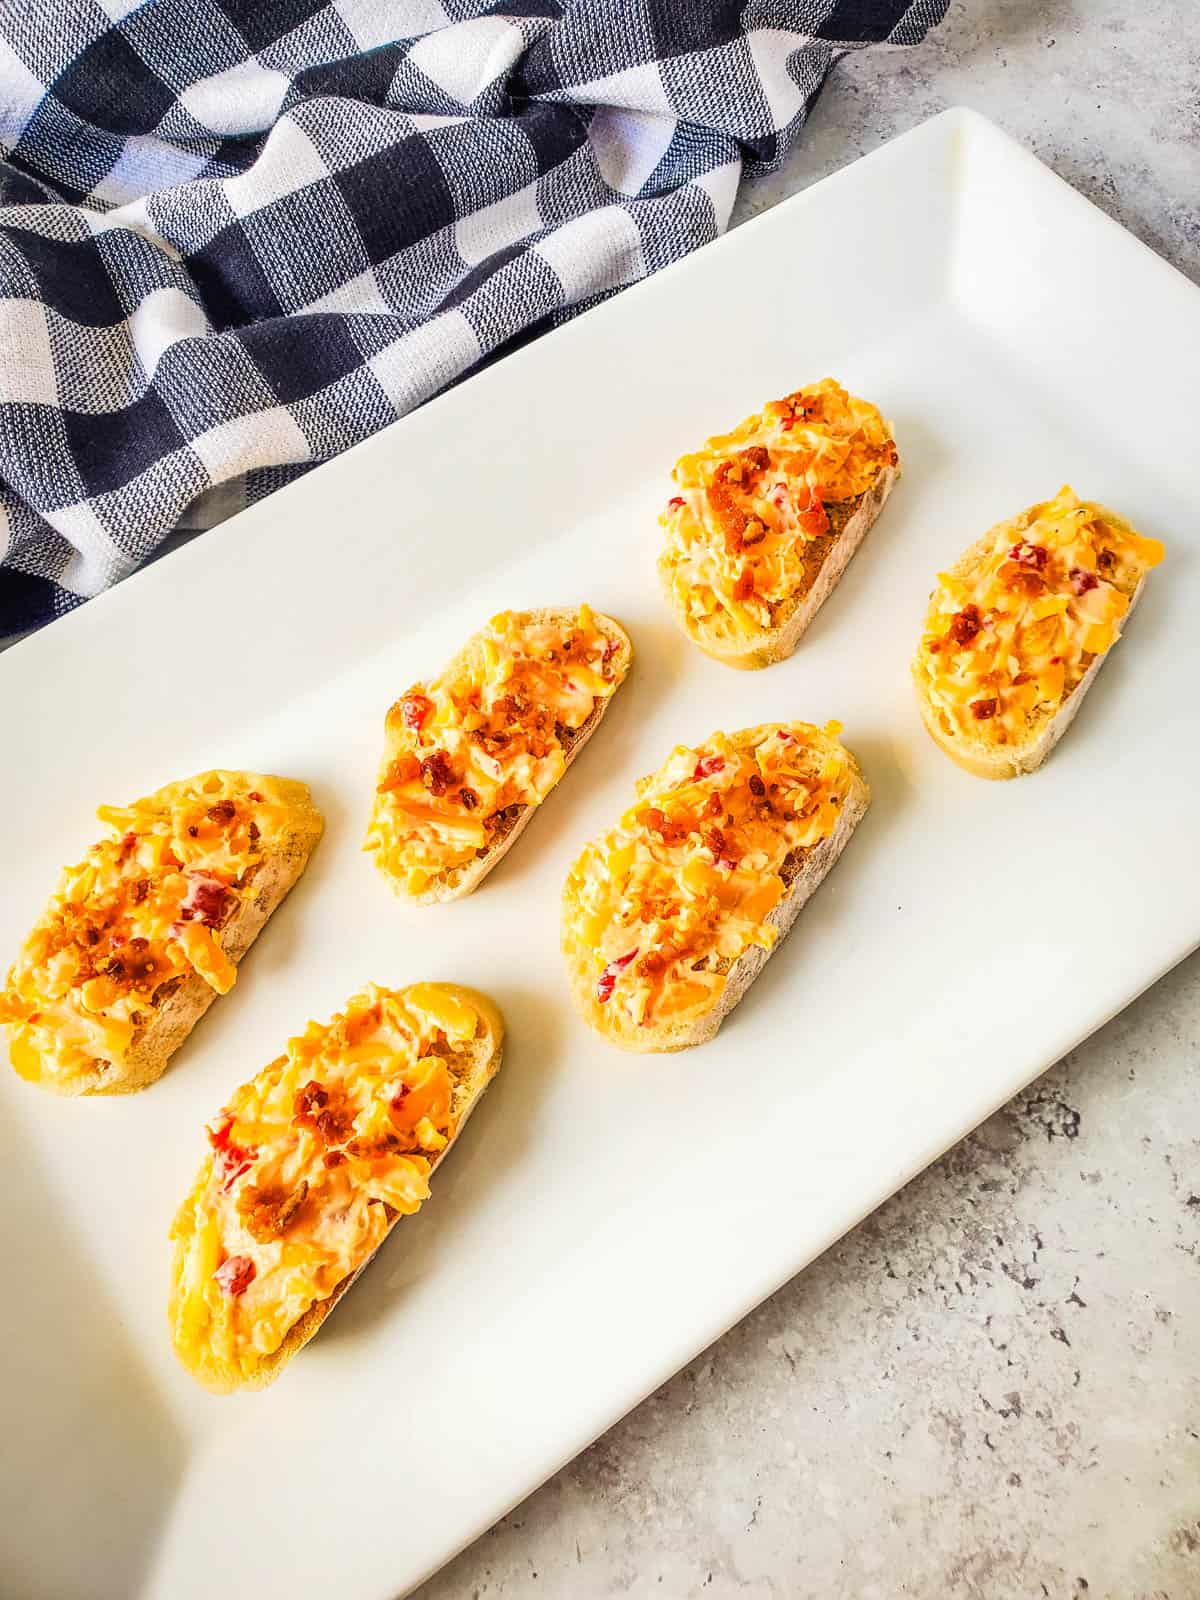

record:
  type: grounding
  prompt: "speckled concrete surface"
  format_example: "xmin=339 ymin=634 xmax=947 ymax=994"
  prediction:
xmin=414 ymin=8 xmax=1200 ymax=1597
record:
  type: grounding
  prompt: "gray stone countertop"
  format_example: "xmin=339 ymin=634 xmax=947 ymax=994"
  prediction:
xmin=417 ymin=6 xmax=1200 ymax=1596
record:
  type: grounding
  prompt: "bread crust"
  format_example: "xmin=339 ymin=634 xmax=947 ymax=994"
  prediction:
xmin=565 ymin=728 xmax=869 ymax=1052
xmin=375 ymin=609 xmax=632 ymax=904
xmin=663 ymin=464 xmax=899 ymax=670
xmin=171 ymin=986 xmax=503 ymax=1393
xmin=912 ymin=500 xmax=1149 ymax=780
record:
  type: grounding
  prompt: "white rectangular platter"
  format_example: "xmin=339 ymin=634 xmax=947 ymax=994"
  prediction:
xmin=2 ymin=109 xmax=1198 ymax=1600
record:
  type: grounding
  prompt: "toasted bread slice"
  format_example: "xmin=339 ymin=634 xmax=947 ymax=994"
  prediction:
xmin=912 ymin=488 xmax=1163 ymax=780
xmin=366 ymin=606 xmax=632 ymax=903
xmin=563 ymin=722 xmax=868 ymax=1052
xmin=658 ymin=379 xmax=899 ymax=670
xmin=169 ymin=982 xmax=503 ymax=1393
xmin=1 ymin=772 xmax=323 ymax=1095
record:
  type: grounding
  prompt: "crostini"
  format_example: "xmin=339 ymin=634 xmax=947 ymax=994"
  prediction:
xmin=365 ymin=606 xmax=632 ymax=901
xmin=913 ymin=486 xmax=1163 ymax=779
xmin=659 ymin=379 xmax=899 ymax=669
xmin=169 ymin=981 xmax=503 ymax=1393
xmin=563 ymin=722 xmax=868 ymax=1051
xmin=1 ymin=772 xmax=323 ymax=1095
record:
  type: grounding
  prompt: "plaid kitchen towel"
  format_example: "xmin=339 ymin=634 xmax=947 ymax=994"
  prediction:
xmin=0 ymin=0 xmax=946 ymax=635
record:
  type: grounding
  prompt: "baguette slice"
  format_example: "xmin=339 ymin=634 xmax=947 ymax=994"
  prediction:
xmin=366 ymin=606 xmax=631 ymax=903
xmin=563 ymin=722 xmax=868 ymax=1051
xmin=169 ymin=982 xmax=503 ymax=1393
xmin=658 ymin=378 xmax=900 ymax=670
xmin=912 ymin=487 xmax=1164 ymax=780
xmin=1 ymin=771 xmax=323 ymax=1096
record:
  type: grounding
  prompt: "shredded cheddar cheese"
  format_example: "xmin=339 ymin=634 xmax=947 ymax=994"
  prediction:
xmin=0 ymin=772 xmax=298 ymax=1093
xmin=563 ymin=722 xmax=856 ymax=1032
xmin=659 ymin=379 xmax=896 ymax=643
xmin=169 ymin=982 xmax=486 ymax=1385
xmin=365 ymin=607 xmax=626 ymax=895
xmin=914 ymin=486 xmax=1164 ymax=746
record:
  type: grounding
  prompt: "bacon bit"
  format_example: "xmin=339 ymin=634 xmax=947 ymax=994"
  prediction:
xmin=214 ymin=1255 xmax=255 ymax=1297
xmin=708 ymin=461 xmax=751 ymax=552
xmin=1097 ymin=549 xmax=1115 ymax=571
xmin=119 ymin=831 xmax=138 ymax=863
xmin=248 ymin=820 xmax=260 ymax=845
xmin=780 ymin=416 xmax=794 ymax=431
xmin=702 ymin=826 xmax=728 ymax=860
xmin=206 ymin=799 xmax=236 ymax=825
xmin=797 ymin=486 xmax=829 ymax=537
xmin=639 ymin=944 xmax=678 ymax=978
xmin=420 ymin=750 xmax=457 ymax=798
xmin=293 ymin=1079 xmax=328 ymax=1119
xmin=378 ymin=752 xmax=421 ymax=793
xmin=643 ymin=806 xmax=687 ymax=845
xmin=458 ymin=786 xmax=479 ymax=811
xmin=179 ymin=874 xmax=231 ymax=929
xmin=704 ymin=792 xmax=724 ymax=817
xmin=748 ymin=774 xmax=766 ymax=797
xmin=239 ymin=1179 xmax=309 ymax=1242
xmin=950 ymin=604 xmax=982 ymax=647
xmin=84 ymin=926 xmax=101 ymax=945
xmin=247 ymin=790 xmax=264 ymax=803
xmin=131 ymin=878 xmax=149 ymax=904
xmin=741 ymin=519 xmax=766 ymax=547
xmin=314 ymin=1107 xmax=352 ymax=1145
xmin=740 ymin=446 xmax=769 ymax=472
xmin=667 ymin=496 xmax=684 ymax=509
xmin=323 ymin=1150 xmax=347 ymax=1169
xmin=1009 ymin=541 xmax=1048 ymax=570
xmin=971 ymin=698 xmax=999 ymax=721
xmin=117 ymin=939 xmax=157 ymax=986
xmin=1070 ymin=567 xmax=1099 ymax=594
xmin=400 ymin=692 xmax=433 ymax=732
xmin=187 ymin=825 xmax=198 ymax=838
xmin=732 ymin=567 xmax=755 ymax=603
xmin=927 ymin=639 xmax=942 ymax=654
xmin=596 ymin=948 xmax=638 ymax=1004
xmin=390 ymin=1083 xmax=411 ymax=1110
xmin=693 ymin=754 xmax=725 ymax=781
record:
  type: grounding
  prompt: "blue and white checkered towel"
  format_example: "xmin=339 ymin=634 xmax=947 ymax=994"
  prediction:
xmin=0 ymin=0 xmax=945 ymax=635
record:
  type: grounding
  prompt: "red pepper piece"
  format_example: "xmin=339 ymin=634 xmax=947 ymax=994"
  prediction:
xmin=214 ymin=1255 xmax=255 ymax=1296
xmin=400 ymin=692 xmax=433 ymax=732
xmin=596 ymin=949 xmax=638 ymax=1004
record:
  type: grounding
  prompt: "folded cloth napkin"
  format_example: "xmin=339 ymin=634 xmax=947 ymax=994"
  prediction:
xmin=0 ymin=0 xmax=945 ymax=635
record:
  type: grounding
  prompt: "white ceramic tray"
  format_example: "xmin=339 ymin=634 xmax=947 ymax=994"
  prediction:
xmin=2 ymin=109 xmax=1198 ymax=1600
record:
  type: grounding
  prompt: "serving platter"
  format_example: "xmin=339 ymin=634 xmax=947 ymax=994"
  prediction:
xmin=2 ymin=108 xmax=1197 ymax=1599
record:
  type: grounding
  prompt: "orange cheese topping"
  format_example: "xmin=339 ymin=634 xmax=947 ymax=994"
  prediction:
xmin=0 ymin=772 xmax=294 ymax=1093
xmin=659 ymin=379 xmax=896 ymax=642
xmin=562 ymin=723 xmax=856 ymax=1032
xmin=169 ymin=982 xmax=483 ymax=1384
xmin=365 ymin=606 xmax=626 ymax=895
xmin=914 ymin=486 xmax=1164 ymax=745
